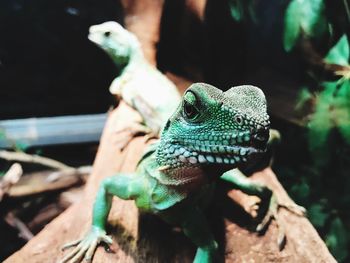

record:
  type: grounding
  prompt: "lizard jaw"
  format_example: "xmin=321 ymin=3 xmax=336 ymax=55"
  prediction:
xmin=162 ymin=143 xmax=265 ymax=166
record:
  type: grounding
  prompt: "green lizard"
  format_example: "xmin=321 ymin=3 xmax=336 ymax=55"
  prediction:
xmin=61 ymin=83 xmax=304 ymax=263
xmin=89 ymin=21 xmax=181 ymax=147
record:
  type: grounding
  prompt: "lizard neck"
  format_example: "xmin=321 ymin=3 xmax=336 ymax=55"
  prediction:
xmin=121 ymin=47 xmax=147 ymax=73
xmin=129 ymin=46 xmax=145 ymax=63
xmin=106 ymin=43 xmax=145 ymax=71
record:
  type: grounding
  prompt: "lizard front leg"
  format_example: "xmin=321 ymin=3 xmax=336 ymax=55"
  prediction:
xmin=180 ymin=207 xmax=218 ymax=263
xmin=220 ymin=169 xmax=306 ymax=249
xmin=60 ymin=174 xmax=144 ymax=263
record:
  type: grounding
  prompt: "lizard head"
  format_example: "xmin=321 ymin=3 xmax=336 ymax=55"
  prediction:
xmin=88 ymin=21 xmax=140 ymax=67
xmin=157 ymin=82 xmax=270 ymax=168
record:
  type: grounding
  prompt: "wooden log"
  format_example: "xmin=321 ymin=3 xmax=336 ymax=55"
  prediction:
xmin=5 ymin=102 xmax=336 ymax=263
xmin=7 ymin=170 xmax=84 ymax=198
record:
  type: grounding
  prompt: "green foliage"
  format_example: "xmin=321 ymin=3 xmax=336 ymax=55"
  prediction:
xmin=229 ymin=0 xmax=244 ymax=22
xmin=295 ymin=87 xmax=313 ymax=112
xmin=336 ymin=82 xmax=350 ymax=145
xmin=307 ymin=82 xmax=334 ymax=166
xmin=228 ymin=0 xmax=257 ymax=23
xmin=308 ymin=203 xmax=329 ymax=227
xmin=325 ymin=35 xmax=350 ymax=66
xmin=282 ymin=7 xmax=350 ymax=260
xmin=326 ymin=217 xmax=348 ymax=262
xmin=283 ymin=0 xmax=327 ymax=51
xmin=307 ymin=36 xmax=350 ymax=168
xmin=290 ymin=178 xmax=310 ymax=199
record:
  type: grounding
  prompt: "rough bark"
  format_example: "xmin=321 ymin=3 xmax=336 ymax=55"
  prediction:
xmin=5 ymin=102 xmax=336 ymax=263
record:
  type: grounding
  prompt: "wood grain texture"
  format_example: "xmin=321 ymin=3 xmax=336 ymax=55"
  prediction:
xmin=5 ymin=102 xmax=336 ymax=263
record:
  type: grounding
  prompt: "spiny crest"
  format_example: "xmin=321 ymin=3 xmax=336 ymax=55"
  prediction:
xmin=223 ymin=85 xmax=268 ymax=125
xmin=186 ymin=83 xmax=268 ymax=125
xmin=188 ymin=83 xmax=225 ymax=102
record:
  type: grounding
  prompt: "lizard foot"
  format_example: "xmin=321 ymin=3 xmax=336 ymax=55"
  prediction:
xmin=60 ymin=226 xmax=113 ymax=263
xmin=112 ymin=122 xmax=153 ymax=151
xmin=256 ymin=194 xmax=306 ymax=250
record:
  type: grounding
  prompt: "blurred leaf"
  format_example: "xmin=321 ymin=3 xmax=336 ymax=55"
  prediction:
xmin=325 ymin=217 xmax=348 ymax=262
xmin=229 ymin=0 xmax=244 ymax=22
xmin=290 ymin=179 xmax=310 ymax=199
xmin=307 ymin=82 xmax=336 ymax=165
xmin=284 ymin=0 xmax=301 ymax=51
xmin=284 ymin=0 xmax=327 ymax=51
xmin=308 ymin=203 xmax=329 ymax=227
xmin=325 ymin=35 xmax=350 ymax=66
xmin=295 ymin=87 xmax=313 ymax=111
xmin=334 ymin=80 xmax=350 ymax=144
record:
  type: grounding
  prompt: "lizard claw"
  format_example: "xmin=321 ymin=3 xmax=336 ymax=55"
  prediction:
xmin=256 ymin=194 xmax=277 ymax=233
xmin=256 ymin=194 xmax=305 ymax=250
xmin=60 ymin=227 xmax=113 ymax=263
xmin=61 ymin=239 xmax=83 ymax=251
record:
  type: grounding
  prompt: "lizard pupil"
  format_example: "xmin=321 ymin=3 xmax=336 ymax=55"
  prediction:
xmin=184 ymin=101 xmax=198 ymax=119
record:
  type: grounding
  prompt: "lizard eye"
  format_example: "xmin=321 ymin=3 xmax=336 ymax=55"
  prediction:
xmin=183 ymin=91 xmax=200 ymax=120
xmin=235 ymin=114 xmax=243 ymax=125
xmin=184 ymin=100 xmax=199 ymax=119
xmin=104 ymin=31 xmax=111 ymax=37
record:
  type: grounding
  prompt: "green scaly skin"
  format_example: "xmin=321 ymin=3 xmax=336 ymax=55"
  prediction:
xmin=61 ymin=83 xmax=304 ymax=263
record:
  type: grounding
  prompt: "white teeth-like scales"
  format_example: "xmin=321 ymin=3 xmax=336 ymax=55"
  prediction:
xmin=206 ymin=155 xmax=215 ymax=163
xmin=179 ymin=155 xmax=187 ymax=163
xmin=198 ymin=155 xmax=206 ymax=163
xmin=216 ymin=157 xmax=223 ymax=163
xmin=189 ymin=157 xmax=197 ymax=164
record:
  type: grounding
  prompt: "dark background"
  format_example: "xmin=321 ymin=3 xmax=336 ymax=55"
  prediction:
xmin=0 ymin=0 xmax=124 ymax=119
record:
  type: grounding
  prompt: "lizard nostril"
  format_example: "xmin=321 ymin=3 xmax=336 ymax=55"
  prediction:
xmin=252 ymin=128 xmax=269 ymax=148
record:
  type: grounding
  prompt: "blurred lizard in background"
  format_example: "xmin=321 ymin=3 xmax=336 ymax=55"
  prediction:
xmin=61 ymin=83 xmax=305 ymax=263
xmin=88 ymin=21 xmax=181 ymax=149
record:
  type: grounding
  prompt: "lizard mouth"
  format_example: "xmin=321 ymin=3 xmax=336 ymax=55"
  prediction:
xmin=163 ymin=129 xmax=269 ymax=166
xmin=192 ymin=144 xmax=265 ymax=165
xmin=166 ymin=141 xmax=266 ymax=166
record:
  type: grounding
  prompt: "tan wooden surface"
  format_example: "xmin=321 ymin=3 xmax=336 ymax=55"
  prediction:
xmin=5 ymin=101 xmax=336 ymax=263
